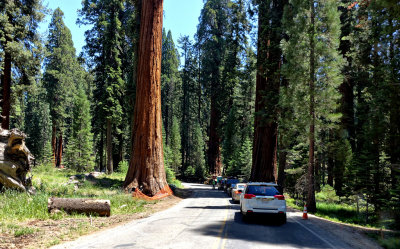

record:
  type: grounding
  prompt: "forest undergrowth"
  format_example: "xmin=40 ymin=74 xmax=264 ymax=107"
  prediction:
xmin=286 ymin=185 xmax=400 ymax=249
xmin=0 ymin=163 xmax=183 ymax=248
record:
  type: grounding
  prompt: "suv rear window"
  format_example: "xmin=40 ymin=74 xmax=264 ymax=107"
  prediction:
xmin=227 ymin=179 xmax=239 ymax=184
xmin=246 ymin=185 xmax=280 ymax=196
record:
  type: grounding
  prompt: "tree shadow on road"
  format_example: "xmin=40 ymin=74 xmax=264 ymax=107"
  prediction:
xmin=185 ymin=205 xmax=240 ymax=210
xmin=182 ymin=184 xmax=236 ymax=199
xmin=190 ymin=211 xmax=331 ymax=248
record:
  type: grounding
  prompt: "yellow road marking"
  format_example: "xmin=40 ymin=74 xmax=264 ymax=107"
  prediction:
xmin=221 ymin=228 xmax=228 ymax=249
xmin=213 ymin=200 xmax=229 ymax=249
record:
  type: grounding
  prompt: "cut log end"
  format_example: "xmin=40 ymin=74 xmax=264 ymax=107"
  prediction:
xmin=48 ymin=197 xmax=111 ymax=217
xmin=0 ymin=128 xmax=34 ymax=192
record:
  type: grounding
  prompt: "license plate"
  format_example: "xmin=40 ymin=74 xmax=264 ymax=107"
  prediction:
xmin=262 ymin=198 xmax=272 ymax=201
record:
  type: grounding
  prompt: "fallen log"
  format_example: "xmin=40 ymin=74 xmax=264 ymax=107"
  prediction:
xmin=48 ymin=197 xmax=111 ymax=217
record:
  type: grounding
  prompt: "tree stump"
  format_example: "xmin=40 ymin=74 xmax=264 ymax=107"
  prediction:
xmin=48 ymin=197 xmax=111 ymax=217
xmin=0 ymin=128 xmax=34 ymax=193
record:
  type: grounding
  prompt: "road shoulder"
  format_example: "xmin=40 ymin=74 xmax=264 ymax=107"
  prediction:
xmin=288 ymin=208 xmax=382 ymax=249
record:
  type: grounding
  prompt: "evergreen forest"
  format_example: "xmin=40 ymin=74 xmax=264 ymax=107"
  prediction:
xmin=1 ymin=0 xmax=399 ymax=229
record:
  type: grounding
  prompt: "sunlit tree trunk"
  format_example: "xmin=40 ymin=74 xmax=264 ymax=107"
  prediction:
xmin=123 ymin=0 xmax=169 ymax=196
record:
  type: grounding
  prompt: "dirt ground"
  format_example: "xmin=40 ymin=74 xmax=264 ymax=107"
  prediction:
xmin=0 ymin=189 xmax=192 ymax=249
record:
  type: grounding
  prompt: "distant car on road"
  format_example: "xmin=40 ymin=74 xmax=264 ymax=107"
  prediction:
xmin=218 ymin=178 xmax=226 ymax=190
xmin=240 ymin=182 xmax=286 ymax=224
xmin=224 ymin=178 xmax=239 ymax=193
xmin=231 ymin=183 xmax=246 ymax=203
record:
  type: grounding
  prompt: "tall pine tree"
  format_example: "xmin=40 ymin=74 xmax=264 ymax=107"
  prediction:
xmin=282 ymin=0 xmax=343 ymax=212
xmin=43 ymin=8 xmax=78 ymax=167
xmin=0 ymin=0 xmax=44 ymax=129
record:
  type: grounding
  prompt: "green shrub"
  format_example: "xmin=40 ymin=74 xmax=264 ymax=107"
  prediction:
xmin=184 ymin=166 xmax=195 ymax=177
xmin=165 ymin=166 xmax=182 ymax=188
xmin=14 ymin=227 xmax=38 ymax=237
xmin=316 ymin=185 xmax=340 ymax=203
xmin=116 ymin=160 xmax=129 ymax=175
xmin=379 ymin=237 xmax=400 ymax=249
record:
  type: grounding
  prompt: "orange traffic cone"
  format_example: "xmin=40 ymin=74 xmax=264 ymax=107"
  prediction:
xmin=302 ymin=205 xmax=308 ymax=220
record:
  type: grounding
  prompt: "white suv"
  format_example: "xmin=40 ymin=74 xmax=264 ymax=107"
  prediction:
xmin=240 ymin=182 xmax=286 ymax=224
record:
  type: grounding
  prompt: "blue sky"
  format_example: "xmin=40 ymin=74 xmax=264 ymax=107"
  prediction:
xmin=39 ymin=0 xmax=204 ymax=58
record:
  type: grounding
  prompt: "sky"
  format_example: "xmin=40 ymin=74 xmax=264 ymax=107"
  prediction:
xmin=39 ymin=0 xmax=204 ymax=58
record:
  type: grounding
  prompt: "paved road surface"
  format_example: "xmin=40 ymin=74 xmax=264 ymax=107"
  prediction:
xmin=52 ymin=183 xmax=361 ymax=249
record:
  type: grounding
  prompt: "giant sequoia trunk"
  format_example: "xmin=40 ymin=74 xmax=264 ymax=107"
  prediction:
xmin=251 ymin=0 xmax=286 ymax=182
xmin=51 ymin=124 xmax=64 ymax=168
xmin=208 ymin=101 xmax=222 ymax=176
xmin=1 ymin=52 xmax=11 ymax=130
xmin=123 ymin=0 xmax=169 ymax=197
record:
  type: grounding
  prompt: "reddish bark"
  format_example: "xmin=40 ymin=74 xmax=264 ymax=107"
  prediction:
xmin=1 ymin=52 xmax=11 ymax=130
xmin=51 ymin=125 xmax=57 ymax=167
xmin=251 ymin=0 xmax=286 ymax=183
xmin=123 ymin=0 xmax=169 ymax=197
xmin=56 ymin=134 xmax=63 ymax=167
xmin=208 ymin=102 xmax=222 ymax=176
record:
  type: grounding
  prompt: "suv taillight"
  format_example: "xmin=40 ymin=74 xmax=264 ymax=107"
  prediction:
xmin=244 ymin=194 xmax=256 ymax=199
xmin=274 ymin=195 xmax=285 ymax=200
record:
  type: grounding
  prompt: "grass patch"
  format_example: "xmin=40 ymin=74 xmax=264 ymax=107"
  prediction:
xmin=367 ymin=232 xmax=400 ymax=249
xmin=379 ymin=237 xmax=400 ymax=249
xmin=287 ymin=198 xmax=379 ymax=228
xmin=46 ymin=238 xmax=61 ymax=247
xmin=0 ymin=163 xmax=176 ymax=247
xmin=0 ymin=165 xmax=149 ymax=224
xmin=0 ymin=223 xmax=39 ymax=237
xmin=14 ymin=227 xmax=39 ymax=237
xmin=315 ymin=202 xmax=368 ymax=226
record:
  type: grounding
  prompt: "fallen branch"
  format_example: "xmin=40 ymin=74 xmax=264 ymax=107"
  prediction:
xmin=48 ymin=197 xmax=111 ymax=217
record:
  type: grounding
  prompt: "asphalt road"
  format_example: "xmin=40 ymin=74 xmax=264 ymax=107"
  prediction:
xmin=52 ymin=183 xmax=358 ymax=249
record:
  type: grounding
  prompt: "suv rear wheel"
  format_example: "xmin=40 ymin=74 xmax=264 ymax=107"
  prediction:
xmin=279 ymin=213 xmax=287 ymax=224
xmin=240 ymin=205 xmax=249 ymax=222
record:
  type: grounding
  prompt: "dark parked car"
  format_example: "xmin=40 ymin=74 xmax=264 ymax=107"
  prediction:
xmin=218 ymin=178 xmax=226 ymax=190
xmin=224 ymin=178 xmax=239 ymax=194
